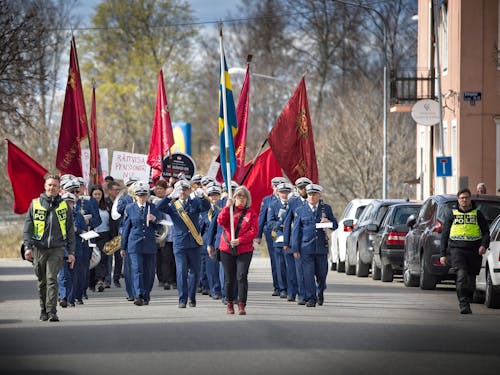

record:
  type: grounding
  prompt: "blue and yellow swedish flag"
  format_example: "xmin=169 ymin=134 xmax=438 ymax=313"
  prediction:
xmin=219 ymin=55 xmax=238 ymax=187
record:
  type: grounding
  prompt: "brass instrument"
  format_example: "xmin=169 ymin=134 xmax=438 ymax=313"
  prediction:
xmin=103 ymin=235 xmax=122 ymax=255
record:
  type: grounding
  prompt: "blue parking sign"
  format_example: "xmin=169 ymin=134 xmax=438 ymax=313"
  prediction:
xmin=436 ymin=156 xmax=452 ymax=177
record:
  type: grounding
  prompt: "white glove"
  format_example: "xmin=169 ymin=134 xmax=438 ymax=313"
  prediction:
xmin=168 ymin=188 xmax=180 ymax=199
xmin=195 ymin=188 xmax=204 ymax=198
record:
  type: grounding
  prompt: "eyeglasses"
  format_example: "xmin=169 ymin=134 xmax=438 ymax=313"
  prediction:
xmin=235 ymin=194 xmax=247 ymax=198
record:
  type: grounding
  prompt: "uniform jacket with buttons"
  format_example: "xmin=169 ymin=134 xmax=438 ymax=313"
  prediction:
xmin=292 ymin=201 xmax=338 ymax=255
xmin=121 ymin=201 xmax=160 ymax=254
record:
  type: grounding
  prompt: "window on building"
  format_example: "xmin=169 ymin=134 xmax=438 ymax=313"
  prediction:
xmin=438 ymin=0 xmax=449 ymax=73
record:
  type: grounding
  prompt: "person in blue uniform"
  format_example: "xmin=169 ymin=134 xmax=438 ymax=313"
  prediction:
xmin=283 ymin=177 xmax=312 ymax=305
xmin=120 ymin=181 xmax=160 ymax=306
xmin=256 ymin=176 xmax=286 ymax=296
xmin=292 ymin=184 xmax=338 ymax=307
xmin=200 ymin=184 xmax=223 ymax=299
xmin=117 ymin=177 xmax=138 ymax=301
xmin=156 ymin=179 xmax=210 ymax=308
xmin=268 ymin=182 xmax=297 ymax=301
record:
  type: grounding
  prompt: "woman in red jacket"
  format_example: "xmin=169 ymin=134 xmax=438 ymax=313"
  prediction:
xmin=217 ymin=186 xmax=259 ymax=315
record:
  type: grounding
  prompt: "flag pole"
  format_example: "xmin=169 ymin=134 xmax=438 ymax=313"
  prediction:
xmin=219 ymin=22 xmax=235 ymax=240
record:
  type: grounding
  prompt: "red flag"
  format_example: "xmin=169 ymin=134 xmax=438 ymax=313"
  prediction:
xmin=217 ymin=64 xmax=251 ymax=183
xmin=232 ymin=64 xmax=250 ymax=183
xmin=147 ymin=69 xmax=175 ymax=182
xmin=89 ymin=84 xmax=103 ymax=185
xmin=244 ymin=147 xmax=283 ymax=214
xmin=6 ymin=139 xmax=48 ymax=214
xmin=267 ymin=76 xmax=318 ymax=183
xmin=56 ymin=37 xmax=88 ymax=177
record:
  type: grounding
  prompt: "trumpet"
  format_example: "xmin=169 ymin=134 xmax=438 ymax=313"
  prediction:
xmin=103 ymin=235 xmax=122 ymax=255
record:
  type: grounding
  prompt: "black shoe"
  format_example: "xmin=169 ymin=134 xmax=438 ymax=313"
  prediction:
xmin=460 ymin=304 xmax=472 ymax=314
xmin=126 ymin=296 xmax=134 ymax=302
xmin=59 ymin=298 xmax=68 ymax=308
xmin=83 ymin=292 xmax=89 ymax=299
xmin=69 ymin=303 xmax=76 ymax=307
xmin=40 ymin=310 xmax=48 ymax=321
xmin=297 ymin=299 xmax=306 ymax=305
xmin=178 ymin=302 xmax=186 ymax=308
xmin=48 ymin=312 xmax=59 ymax=322
xmin=318 ymin=297 xmax=324 ymax=306
xmin=189 ymin=300 xmax=196 ymax=307
xmin=164 ymin=283 xmax=171 ymax=290
xmin=104 ymin=283 xmax=111 ymax=289
xmin=97 ymin=282 xmax=105 ymax=292
xmin=158 ymin=281 xmax=165 ymax=288
xmin=279 ymin=292 xmax=287 ymax=299
xmin=202 ymin=288 xmax=210 ymax=295
xmin=212 ymin=295 xmax=221 ymax=300
xmin=143 ymin=299 xmax=149 ymax=305
xmin=114 ymin=281 xmax=121 ymax=288
xmin=134 ymin=298 xmax=143 ymax=306
xmin=306 ymin=301 xmax=316 ymax=307
xmin=272 ymin=290 xmax=280 ymax=296
xmin=196 ymin=286 xmax=202 ymax=293
xmin=76 ymin=299 xmax=84 ymax=305
xmin=287 ymin=296 xmax=296 ymax=302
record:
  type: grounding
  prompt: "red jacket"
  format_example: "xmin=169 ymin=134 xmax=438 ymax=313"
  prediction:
xmin=217 ymin=205 xmax=258 ymax=255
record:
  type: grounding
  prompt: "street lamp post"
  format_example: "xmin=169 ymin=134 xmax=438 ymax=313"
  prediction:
xmin=331 ymin=0 xmax=389 ymax=198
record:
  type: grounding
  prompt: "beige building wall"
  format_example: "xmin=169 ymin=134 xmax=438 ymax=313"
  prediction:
xmin=416 ymin=0 xmax=500 ymax=198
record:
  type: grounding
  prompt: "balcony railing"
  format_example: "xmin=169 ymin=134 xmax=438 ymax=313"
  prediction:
xmin=390 ymin=68 xmax=436 ymax=105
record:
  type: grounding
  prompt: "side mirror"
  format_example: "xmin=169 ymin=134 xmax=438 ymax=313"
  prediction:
xmin=406 ymin=214 xmax=416 ymax=228
xmin=366 ymin=223 xmax=378 ymax=232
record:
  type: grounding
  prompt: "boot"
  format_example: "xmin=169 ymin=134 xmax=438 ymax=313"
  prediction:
xmin=226 ymin=301 xmax=234 ymax=314
xmin=238 ymin=302 xmax=246 ymax=315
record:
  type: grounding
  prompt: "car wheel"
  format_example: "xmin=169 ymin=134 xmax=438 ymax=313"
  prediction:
xmin=403 ymin=267 xmax=419 ymax=287
xmin=371 ymin=257 xmax=381 ymax=280
xmin=337 ymin=252 xmax=345 ymax=273
xmin=485 ymin=268 xmax=500 ymax=309
xmin=381 ymin=263 xmax=394 ymax=282
xmin=356 ymin=249 xmax=369 ymax=277
xmin=345 ymin=252 xmax=355 ymax=275
xmin=419 ymin=254 xmax=436 ymax=290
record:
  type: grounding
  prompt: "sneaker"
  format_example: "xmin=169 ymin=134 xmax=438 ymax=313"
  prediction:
xmin=48 ymin=312 xmax=59 ymax=322
xmin=40 ymin=310 xmax=48 ymax=321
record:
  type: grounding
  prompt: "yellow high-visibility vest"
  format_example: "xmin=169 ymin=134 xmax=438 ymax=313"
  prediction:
xmin=449 ymin=209 xmax=481 ymax=241
xmin=32 ymin=198 xmax=68 ymax=240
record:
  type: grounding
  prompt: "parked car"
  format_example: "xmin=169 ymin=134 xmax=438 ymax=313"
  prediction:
xmin=404 ymin=194 xmax=500 ymax=290
xmin=345 ymin=199 xmax=405 ymax=277
xmin=330 ymin=199 xmax=373 ymax=272
xmin=371 ymin=202 xmax=422 ymax=282
xmin=473 ymin=214 xmax=500 ymax=308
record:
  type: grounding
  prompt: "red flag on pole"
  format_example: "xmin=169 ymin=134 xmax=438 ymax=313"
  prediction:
xmin=56 ymin=36 xmax=88 ymax=177
xmin=147 ymin=69 xmax=175 ymax=183
xmin=267 ymin=76 xmax=318 ymax=183
xmin=89 ymin=84 xmax=103 ymax=185
xmin=244 ymin=147 xmax=283 ymax=214
xmin=6 ymin=139 xmax=48 ymax=214
xmin=232 ymin=64 xmax=250 ymax=183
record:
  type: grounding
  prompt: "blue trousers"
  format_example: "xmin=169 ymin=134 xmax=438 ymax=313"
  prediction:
xmin=58 ymin=259 xmax=74 ymax=303
xmin=199 ymin=246 xmax=209 ymax=290
xmin=129 ymin=252 xmax=156 ymax=301
xmin=174 ymin=246 xmax=201 ymax=304
xmin=206 ymin=252 xmax=222 ymax=297
xmin=294 ymin=255 xmax=306 ymax=301
xmin=123 ymin=253 xmax=134 ymax=299
xmin=75 ymin=248 xmax=90 ymax=301
xmin=264 ymin=230 xmax=279 ymax=291
xmin=302 ymin=253 xmax=328 ymax=303
xmin=284 ymin=250 xmax=298 ymax=298
xmin=273 ymin=245 xmax=288 ymax=293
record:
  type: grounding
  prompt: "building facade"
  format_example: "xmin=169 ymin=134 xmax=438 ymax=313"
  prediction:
xmin=416 ymin=0 xmax=500 ymax=198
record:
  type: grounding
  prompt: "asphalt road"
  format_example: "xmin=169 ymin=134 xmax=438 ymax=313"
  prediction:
xmin=1 ymin=257 xmax=499 ymax=375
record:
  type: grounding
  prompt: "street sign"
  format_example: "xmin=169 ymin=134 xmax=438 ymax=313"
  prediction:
xmin=463 ymin=91 xmax=481 ymax=105
xmin=411 ymin=99 xmax=441 ymax=126
xmin=436 ymin=156 xmax=452 ymax=177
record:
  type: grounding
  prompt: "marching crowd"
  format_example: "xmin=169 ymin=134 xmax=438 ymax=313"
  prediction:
xmin=22 ymin=172 xmax=338 ymax=322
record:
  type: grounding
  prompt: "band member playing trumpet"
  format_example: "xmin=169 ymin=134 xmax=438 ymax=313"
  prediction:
xmin=120 ymin=181 xmax=160 ymax=306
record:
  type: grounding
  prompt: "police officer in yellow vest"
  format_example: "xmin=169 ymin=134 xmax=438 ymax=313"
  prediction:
xmin=23 ymin=173 xmax=76 ymax=322
xmin=440 ymin=188 xmax=489 ymax=314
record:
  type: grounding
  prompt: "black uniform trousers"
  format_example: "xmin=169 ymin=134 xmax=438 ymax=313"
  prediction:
xmin=449 ymin=247 xmax=482 ymax=307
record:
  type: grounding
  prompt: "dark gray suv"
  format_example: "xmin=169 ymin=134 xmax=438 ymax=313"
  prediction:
xmin=404 ymin=194 xmax=500 ymax=290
